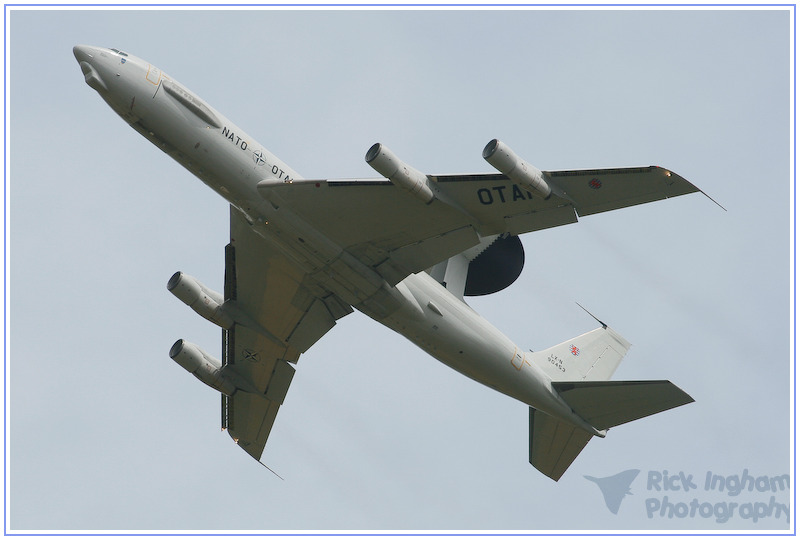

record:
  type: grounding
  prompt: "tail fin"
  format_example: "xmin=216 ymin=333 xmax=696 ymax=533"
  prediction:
xmin=528 ymin=326 xmax=631 ymax=382
xmin=529 ymin=380 xmax=694 ymax=480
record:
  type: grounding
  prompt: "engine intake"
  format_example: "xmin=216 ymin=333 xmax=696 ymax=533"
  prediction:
xmin=169 ymin=339 xmax=237 ymax=396
xmin=483 ymin=139 xmax=551 ymax=199
xmin=365 ymin=143 xmax=434 ymax=203
xmin=167 ymin=271 xmax=234 ymax=329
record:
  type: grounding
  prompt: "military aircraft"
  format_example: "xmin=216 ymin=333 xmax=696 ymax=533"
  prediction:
xmin=73 ymin=44 xmax=696 ymax=481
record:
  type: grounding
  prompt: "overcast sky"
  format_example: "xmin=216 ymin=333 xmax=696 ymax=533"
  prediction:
xmin=7 ymin=6 xmax=793 ymax=533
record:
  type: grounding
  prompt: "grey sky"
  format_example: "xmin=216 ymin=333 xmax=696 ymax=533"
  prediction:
xmin=8 ymin=6 xmax=793 ymax=532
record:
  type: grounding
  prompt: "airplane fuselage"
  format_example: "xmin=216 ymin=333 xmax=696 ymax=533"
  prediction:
xmin=74 ymin=45 xmax=601 ymax=437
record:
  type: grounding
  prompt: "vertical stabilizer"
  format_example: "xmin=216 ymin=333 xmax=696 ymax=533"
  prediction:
xmin=527 ymin=326 xmax=631 ymax=382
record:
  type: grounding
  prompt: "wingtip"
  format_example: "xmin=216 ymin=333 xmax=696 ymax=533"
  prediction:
xmin=658 ymin=167 xmax=725 ymax=211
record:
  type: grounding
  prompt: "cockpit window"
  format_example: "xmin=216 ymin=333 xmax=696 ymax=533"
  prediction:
xmin=109 ymin=48 xmax=129 ymax=57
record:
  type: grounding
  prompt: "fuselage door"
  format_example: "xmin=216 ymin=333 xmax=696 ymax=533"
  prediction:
xmin=146 ymin=64 xmax=161 ymax=85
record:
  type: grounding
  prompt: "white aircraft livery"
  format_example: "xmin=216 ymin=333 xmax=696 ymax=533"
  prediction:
xmin=74 ymin=45 xmax=697 ymax=481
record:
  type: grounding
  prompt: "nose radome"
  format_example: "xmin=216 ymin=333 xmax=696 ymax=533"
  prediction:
xmin=73 ymin=44 xmax=96 ymax=64
xmin=74 ymin=45 xmax=108 ymax=92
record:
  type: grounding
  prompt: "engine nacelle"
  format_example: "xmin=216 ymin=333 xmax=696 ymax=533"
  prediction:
xmin=167 ymin=271 xmax=234 ymax=329
xmin=169 ymin=339 xmax=237 ymax=396
xmin=482 ymin=139 xmax=551 ymax=199
xmin=365 ymin=143 xmax=434 ymax=204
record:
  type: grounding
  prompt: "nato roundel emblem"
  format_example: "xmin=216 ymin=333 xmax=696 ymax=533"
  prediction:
xmin=589 ymin=178 xmax=602 ymax=189
xmin=242 ymin=349 xmax=260 ymax=362
xmin=253 ymin=149 xmax=266 ymax=166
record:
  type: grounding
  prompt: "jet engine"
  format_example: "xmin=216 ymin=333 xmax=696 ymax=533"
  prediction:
xmin=365 ymin=143 xmax=434 ymax=203
xmin=482 ymin=139 xmax=552 ymax=199
xmin=169 ymin=339 xmax=237 ymax=396
xmin=167 ymin=271 xmax=233 ymax=329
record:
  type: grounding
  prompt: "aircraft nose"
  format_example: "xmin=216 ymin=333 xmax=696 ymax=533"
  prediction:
xmin=73 ymin=44 xmax=95 ymax=64
xmin=74 ymin=45 xmax=107 ymax=92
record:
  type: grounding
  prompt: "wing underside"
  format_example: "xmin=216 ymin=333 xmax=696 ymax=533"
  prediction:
xmin=265 ymin=166 xmax=699 ymax=286
xmin=220 ymin=207 xmax=350 ymax=461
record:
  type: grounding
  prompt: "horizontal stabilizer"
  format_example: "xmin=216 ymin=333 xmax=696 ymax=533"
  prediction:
xmin=553 ymin=380 xmax=694 ymax=430
xmin=529 ymin=408 xmax=592 ymax=481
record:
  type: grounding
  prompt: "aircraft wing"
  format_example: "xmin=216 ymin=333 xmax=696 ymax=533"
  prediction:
xmin=539 ymin=167 xmax=700 ymax=216
xmin=262 ymin=166 xmax=698 ymax=285
xmin=222 ymin=207 xmax=352 ymax=460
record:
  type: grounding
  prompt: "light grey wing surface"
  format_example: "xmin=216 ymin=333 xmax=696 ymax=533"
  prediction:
xmin=544 ymin=166 xmax=700 ymax=216
xmin=223 ymin=207 xmax=351 ymax=460
xmin=224 ymin=383 xmax=279 ymax=461
xmin=431 ymin=166 xmax=699 ymax=222
xmin=264 ymin=180 xmax=480 ymax=285
xmin=263 ymin=167 xmax=698 ymax=285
